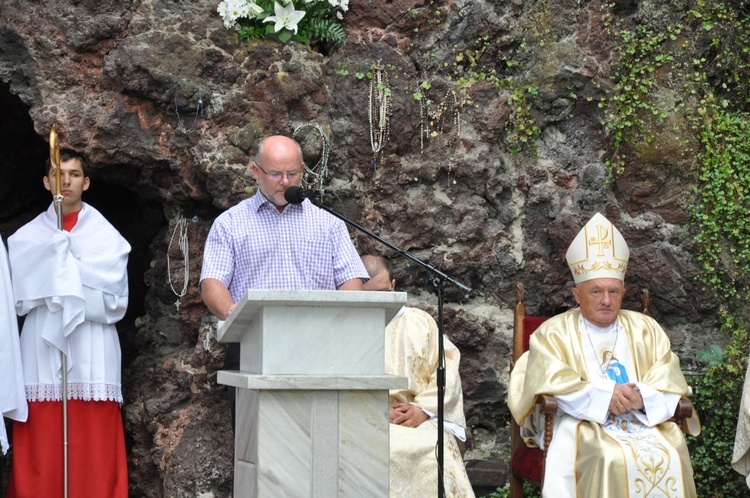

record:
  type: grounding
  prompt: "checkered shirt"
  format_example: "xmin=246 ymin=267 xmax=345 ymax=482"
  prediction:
xmin=200 ymin=193 xmax=368 ymax=301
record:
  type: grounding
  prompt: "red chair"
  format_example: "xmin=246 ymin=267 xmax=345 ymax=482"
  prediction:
xmin=508 ymin=283 xmax=555 ymax=497
xmin=508 ymin=283 xmax=694 ymax=497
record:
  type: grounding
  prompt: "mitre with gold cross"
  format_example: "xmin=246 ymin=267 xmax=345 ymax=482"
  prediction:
xmin=565 ymin=212 xmax=630 ymax=283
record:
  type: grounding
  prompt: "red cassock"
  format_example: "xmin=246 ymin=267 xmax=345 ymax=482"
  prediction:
xmin=6 ymin=400 xmax=128 ymax=498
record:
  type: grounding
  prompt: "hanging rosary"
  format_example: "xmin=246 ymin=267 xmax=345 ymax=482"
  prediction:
xmin=167 ymin=215 xmax=190 ymax=309
xmin=293 ymin=122 xmax=331 ymax=190
xmin=368 ymin=61 xmax=391 ymax=166
xmin=419 ymin=85 xmax=430 ymax=156
xmin=420 ymin=85 xmax=461 ymax=155
xmin=439 ymin=89 xmax=461 ymax=172
xmin=419 ymin=83 xmax=461 ymax=172
xmin=174 ymin=84 xmax=203 ymax=133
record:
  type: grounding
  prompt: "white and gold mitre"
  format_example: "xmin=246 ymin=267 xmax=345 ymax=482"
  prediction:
xmin=565 ymin=212 xmax=629 ymax=283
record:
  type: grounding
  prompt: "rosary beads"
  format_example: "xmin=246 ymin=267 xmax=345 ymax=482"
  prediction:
xmin=368 ymin=61 xmax=391 ymax=165
xmin=419 ymin=82 xmax=461 ymax=173
xmin=167 ymin=214 xmax=190 ymax=309
xmin=293 ymin=122 xmax=331 ymax=190
xmin=419 ymin=84 xmax=461 ymax=156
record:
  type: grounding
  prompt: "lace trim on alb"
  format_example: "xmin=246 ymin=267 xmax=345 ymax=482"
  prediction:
xmin=25 ymin=383 xmax=123 ymax=403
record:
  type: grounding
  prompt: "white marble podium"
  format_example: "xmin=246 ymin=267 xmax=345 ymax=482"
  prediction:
xmin=216 ymin=290 xmax=407 ymax=497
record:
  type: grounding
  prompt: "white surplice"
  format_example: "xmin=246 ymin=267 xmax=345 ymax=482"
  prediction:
xmin=0 ymin=239 xmax=27 ymax=454
xmin=8 ymin=203 xmax=130 ymax=403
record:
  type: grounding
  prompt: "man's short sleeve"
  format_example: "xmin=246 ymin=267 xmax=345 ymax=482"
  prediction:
xmin=200 ymin=216 xmax=235 ymax=288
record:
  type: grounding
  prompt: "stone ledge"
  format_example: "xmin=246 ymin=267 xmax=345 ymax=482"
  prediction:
xmin=465 ymin=458 xmax=509 ymax=496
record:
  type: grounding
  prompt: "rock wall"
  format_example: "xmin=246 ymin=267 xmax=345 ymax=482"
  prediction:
xmin=0 ymin=0 xmax=721 ymax=495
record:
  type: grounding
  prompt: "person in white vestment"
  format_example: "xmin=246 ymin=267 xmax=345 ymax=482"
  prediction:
xmin=5 ymin=150 xmax=130 ymax=498
xmin=361 ymin=255 xmax=475 ymax=498
xmin=732 ymin=363 xmax=750 ymax=488
xmin=0 ymin=238 xmax=27 ymax=455
xmin=508 ymin=212 xmax=699 ymax=498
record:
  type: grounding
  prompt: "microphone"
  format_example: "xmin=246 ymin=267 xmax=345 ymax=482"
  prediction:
xmin=284 ymin=186 xmax=323 ymax=204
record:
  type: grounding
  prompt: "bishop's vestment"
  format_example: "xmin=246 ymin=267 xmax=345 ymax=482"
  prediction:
xmin=509 ymin=309 xmax=698 ymax=498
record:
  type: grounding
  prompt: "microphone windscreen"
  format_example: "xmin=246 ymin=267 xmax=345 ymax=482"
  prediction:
xmin=284 ymin=186 xmax=305 ymax=204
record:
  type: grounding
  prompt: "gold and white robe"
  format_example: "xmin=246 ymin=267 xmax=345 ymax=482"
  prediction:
xmin=508 ymin=309 xmax=698 ymax=498
xmin=385 ymin=307 xmax=475 ymax=498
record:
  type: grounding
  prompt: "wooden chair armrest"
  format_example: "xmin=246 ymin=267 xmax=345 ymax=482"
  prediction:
xmin=536 ymin=394 xmax=558 ymax=414
xmin=673 ymin=396 xmax=692 ymax=420
xmin=535 ymin=394 xmax=558 ymax=457
xmin=673 ymin=396 xmax=694 ymax=434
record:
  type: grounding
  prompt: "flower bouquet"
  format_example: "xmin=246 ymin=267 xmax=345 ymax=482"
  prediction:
xmin=217 ymin=0 xmax=349 ymax=44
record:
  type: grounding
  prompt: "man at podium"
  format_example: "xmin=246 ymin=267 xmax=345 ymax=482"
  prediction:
xmin=361 ymin=255 xmax=475 ymax=498
xmin=200 ymin=135 xmax=369 ymax=417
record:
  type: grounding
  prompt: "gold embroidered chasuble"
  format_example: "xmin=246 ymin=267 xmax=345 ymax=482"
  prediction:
xmin=508 ymin=309 xmax=698 ymax=497
xmin=385 ymin=307 xmax=475 ymax=498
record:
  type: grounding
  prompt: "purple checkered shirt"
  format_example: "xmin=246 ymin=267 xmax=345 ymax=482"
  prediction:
xmin=200 ymin=192 xmax=368 ymax=302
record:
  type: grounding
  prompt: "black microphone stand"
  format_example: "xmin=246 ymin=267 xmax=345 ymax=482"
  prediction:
xmin=308 ymin=194 xmax=471 ymax=498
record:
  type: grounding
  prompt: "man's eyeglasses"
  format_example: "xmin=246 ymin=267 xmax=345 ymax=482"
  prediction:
xmin=255 ymin=162 xmax=302 ymax=181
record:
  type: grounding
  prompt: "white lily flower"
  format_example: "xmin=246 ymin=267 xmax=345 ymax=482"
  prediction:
xmin=263 ymin=1 xmax=306 ymax=34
